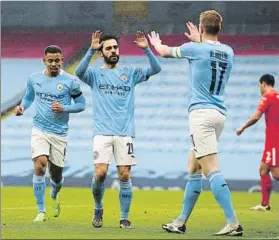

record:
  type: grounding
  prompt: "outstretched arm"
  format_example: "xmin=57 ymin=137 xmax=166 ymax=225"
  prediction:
xmin=15 ymin=79 xmax=35 ymax=116
xmin=75 ymin=30 xmax=103 ymax=85
xmin=134 ymin=31 xmax=161 ymax=77
xmin=148 ymin=22 xmax=201 ymax=57
xmin=148 ymin=31 xmax=171 ymax=57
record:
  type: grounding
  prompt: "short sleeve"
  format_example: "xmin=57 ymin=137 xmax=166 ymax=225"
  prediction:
xmin=257 ymin=95 xmax=270 ymax=113
xmin=170 ymin=42 xmax=196 ymax=60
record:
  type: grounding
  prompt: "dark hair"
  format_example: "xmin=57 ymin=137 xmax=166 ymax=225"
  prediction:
xmin=44 ymin=45 xmax=62 ymax=55
xmin=98 ymin=35 xmax=119 ymax=51
xmin=259 ymin=74 xmax=275 ymax=87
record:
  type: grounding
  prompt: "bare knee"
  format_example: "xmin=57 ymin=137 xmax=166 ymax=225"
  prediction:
xmin=198 ymin=154 xmax=219 ymax=177
xmin=187 ymin=151 xmax=202 ymax=174
xmin=34 ymin=156 xmax=48 ymax=176
xmin=48 ymin=161 xmax=63 ymax=183
xmin=94 ymin=164 xmax=108 ymax=182
xmin=118 ymin=167 xmax=131 ymax=182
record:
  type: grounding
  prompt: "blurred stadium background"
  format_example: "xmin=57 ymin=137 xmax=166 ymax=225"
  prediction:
xmin=1 ymin=1 xmax=279 ymax=192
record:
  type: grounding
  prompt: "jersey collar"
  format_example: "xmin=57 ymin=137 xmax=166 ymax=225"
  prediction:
xmin=42 ymin=69 xmax=64 ymax=76
xmin=205 ymin=40 xmax=221 ymax=45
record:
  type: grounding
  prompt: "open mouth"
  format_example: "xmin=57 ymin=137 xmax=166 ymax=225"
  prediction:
xmin=50 ymin=67 xmax=58 ymax=72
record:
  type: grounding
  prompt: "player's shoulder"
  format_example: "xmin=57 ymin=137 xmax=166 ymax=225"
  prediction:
xmin=60 ymin=70 xmax=79 ymax=83
xmin=264 ymin=89 xmax=279 ymax=98
xmin=180 ymin=41 xmax=199 ymax=50
xmin=61 ymin=70 xmax=76 ymax=80
xmin=28 ymin=71 xmax=45 ymax=83
xmin=220 ymin=43 xmax=234 ymax=55
xmin=29 ymin=70 xmax=44 ymax=78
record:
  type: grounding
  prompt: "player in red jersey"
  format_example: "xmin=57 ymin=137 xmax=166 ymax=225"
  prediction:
xmin=236 ymin=74 xmax=279 ymax=210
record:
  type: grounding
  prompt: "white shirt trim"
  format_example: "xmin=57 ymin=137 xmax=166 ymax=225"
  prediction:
xmin=42 ymin=69 xmax=64 ymax=75
xmin=205 ymin=40 xmax=221 ymax=45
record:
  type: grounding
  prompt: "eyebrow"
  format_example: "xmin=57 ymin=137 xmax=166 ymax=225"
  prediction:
xmin=105 ymin=45 xmax=118 ymax=49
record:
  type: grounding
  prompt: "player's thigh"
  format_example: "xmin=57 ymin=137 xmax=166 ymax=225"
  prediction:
xmin=187 ymin=150 xmax=202 ymax=174
xmin=189 ymin=109 xmax=219 ymax=159
xmin=198 ymin=154 xmax=219 ymax=177
xmin=93 ymin=135 xmax=114 ymax=165
xmin=31 ymin=128 xmax=50 ymax=161
xmin=113 ymin=136 xmax=136 ymax=166
xmin=48 ymin=133 xmax=67 ymax=168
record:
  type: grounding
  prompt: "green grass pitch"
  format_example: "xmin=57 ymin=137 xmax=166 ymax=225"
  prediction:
xmin=2 ymin=187 xmax=279 ymax=239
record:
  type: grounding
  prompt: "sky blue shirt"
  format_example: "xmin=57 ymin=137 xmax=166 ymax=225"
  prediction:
xmin=20 ymin=70 xmax=85 ymax=136
xmin=76 ymin=47 xmax=161 ymax=137
xmin=79 ymin=66 xmax=148 ymax=137
xmin=171 ymin=40 xmax=234 ymax=115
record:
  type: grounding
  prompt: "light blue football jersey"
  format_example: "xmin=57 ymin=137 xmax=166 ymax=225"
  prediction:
xmin=81 ymin=67 xmax=148 ymax=137
xmin=171 ymin=40 xmax=234 ymax=115
xmin=21 ymin=70 xmax=83 ymax=136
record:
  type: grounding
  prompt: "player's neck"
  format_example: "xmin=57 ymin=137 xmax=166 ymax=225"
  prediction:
xmin=201 ymin=34 xmax=219 ymax=43
xmin=103 ymin=63 xmax=118 ymax=69
xmin=45 ymin=69 xmax=61 ymax=77
xmin=264 ymin=87 xmax=274 ymax=94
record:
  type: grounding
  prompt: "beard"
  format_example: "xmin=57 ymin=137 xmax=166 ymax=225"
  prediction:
xmin=104 ymin=55 xmax=119 ymax=65
xmin=49 ymin=66 xmax=60 ymax=77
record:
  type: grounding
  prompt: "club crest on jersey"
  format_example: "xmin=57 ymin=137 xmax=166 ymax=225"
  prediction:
xmin=57 ymin=83 xmax=64 ymax=91
xmin=120 ymin=74 xmax=128 ymax=82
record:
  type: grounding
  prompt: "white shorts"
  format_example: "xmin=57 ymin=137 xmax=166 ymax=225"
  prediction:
xmin=93 ymin=135 xmax=136 ymax=166
xmin=189 ymin=109 xmax=226 ymax=159
xmin=31 ymin=128 xmax=68 ymax=168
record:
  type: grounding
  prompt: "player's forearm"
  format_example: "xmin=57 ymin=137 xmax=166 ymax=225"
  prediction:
xmin=75 ymin=48 xmax=95 ymax=79
xmin=20 ymin=93 xmax=34 ymax=110
xmin=241 ymin=111 xmax=262 ymax=130
xmin=63 ymin=95 xmax=86 ymax=113
xmin=144 ymin=47 xmax=162 ymax=76
xmin=152 ymin=43 xmax=171 ymax=57
xmin=242 ymin=116 xmax=260 ymax=130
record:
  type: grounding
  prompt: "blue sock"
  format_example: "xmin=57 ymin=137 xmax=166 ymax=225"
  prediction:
xmin=50 ymin=177 xmax=64 ymax=199
xmin=177 ymin=173 xmax=202 ymax=223
xmin=91 ymin=177 xmax=105 ymax=209
xmin=119 ymin=179 xmax=133 ymax=220
xmin=208 ymin=171 xmax=238 ymax=224
xmin=32 ymin=175 xmax=46 ymax=213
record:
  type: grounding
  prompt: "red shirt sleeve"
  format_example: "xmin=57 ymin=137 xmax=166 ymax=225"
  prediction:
xmin=257 ymin=94 xmax=270 ymax=113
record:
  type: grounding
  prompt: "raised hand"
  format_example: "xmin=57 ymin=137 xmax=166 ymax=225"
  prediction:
xmin=14 ymin=106 xmax=24 ymax=116
xmin=184 ymin=22 xmax=201 ymax=43
xmin=91 ymin=30 xmax=103 ymax=50
xmin=134 ymin=31 xmax=149 ymax=49
xmin=52 ymin=101 xmax=63 ymax=113
xmin=148 ymin=31 xmax=162 ymax=47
